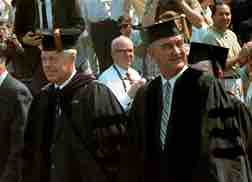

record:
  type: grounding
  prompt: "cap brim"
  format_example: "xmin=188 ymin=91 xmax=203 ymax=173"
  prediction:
xmin=188 ymin=42 xmax=228 ymax=70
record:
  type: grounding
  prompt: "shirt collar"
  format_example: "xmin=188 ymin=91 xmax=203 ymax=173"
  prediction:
xmin=55 ymin=69 xmax=77 ymax=90
xmin=211 ymin=26 xmax=228 ymax=36
xmin=161 ymin=65 xmax=188 ymax=88
xmin=114 ymin=64 xmax=129 ymax=77
xmin=0 ymin=70 xmax=8 ymax=86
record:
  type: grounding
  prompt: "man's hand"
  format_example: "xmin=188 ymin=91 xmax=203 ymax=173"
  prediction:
xmin=22 ymin=32 xmax=42 ymax=47
xmin=236 ymin=41 xmax=252 ymax=66
xmin=127 ymin=78 xmax=146 ymax=98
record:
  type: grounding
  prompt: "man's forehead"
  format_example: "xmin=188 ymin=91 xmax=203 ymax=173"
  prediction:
xmin=153 ymin=35 xmax=183 ymax=45
xmin=216 ymin=4 xmax=230 ymax=12
xmin=41 ymin=50 xmax=60 ymax=57
xmin=116 ymin=40 xmax=133 ymax=48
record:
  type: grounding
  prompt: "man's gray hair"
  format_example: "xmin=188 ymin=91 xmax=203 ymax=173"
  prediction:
xmin=111 ymin=35 xmax=133 ymax=53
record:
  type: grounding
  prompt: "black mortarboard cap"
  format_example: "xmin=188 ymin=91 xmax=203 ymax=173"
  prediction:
xmin=144 ymin=18 xmax=181 ymax=44
xmin=188 ymin=42 xmax=228 ymax=69
xmin=188 ymin=42 xmax=228 ymax=77
xmin=39 ymin=28 xmax=82 ymax=51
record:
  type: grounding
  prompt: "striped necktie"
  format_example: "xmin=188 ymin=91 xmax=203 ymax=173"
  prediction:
xmin=126 ymin=72 xmax=134 ymax=85
xmin=160 ymin=81 xmax=171 ymax=149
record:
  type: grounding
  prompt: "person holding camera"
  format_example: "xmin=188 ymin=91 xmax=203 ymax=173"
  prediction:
xmin=14 ymin=0 xmax=85 ymax=95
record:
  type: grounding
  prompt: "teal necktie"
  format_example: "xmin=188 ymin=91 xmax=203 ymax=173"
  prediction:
xmin=160 ymin=81 xmax=171 ymax=149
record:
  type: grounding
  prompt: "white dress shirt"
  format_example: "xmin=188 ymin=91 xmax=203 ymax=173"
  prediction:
xmin=55 ymin=69 xmax=77 ymax=90
xmin=160 ymin=65 xmax=189 ymax=118
xmin=37 ymin=0 xmax=53 ymax=29
xmin=98 ymin=64 xmax=141 ymax=111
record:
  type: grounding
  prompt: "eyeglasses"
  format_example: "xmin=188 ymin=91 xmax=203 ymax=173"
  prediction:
xmin=114 ymin=48 xmax=133 ymax=53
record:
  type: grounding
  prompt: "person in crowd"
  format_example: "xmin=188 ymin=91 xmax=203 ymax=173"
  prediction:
xmin=10 ymin=0 xmax=17 ymax=25
xmin=0 ymin=0 xmax=13 ymax=26
xmin=202 ymin=2 xmax=252 ymax=102
xmin=120 ymin=18 xmax=252 ymax=182
xmin=75 ymin=30 xmax=93 ymax=75
xmin=142 ymin=0 xmax=205 ymax=29
xmin=117 ymin=15 xmax=146 ymax=75
xmin=118 ymin=15 xmax=133 ymax=37
xmin=223 ymin=0 xmax=252 ymax=44
xmin=0 ymin=22 xmax=33 ymax=182
xmin=99 ymin=35 xmax=146 ymax=111
xmin=81 ymin=0 xmax=127 ymax=73
xmin=191 ymin=0 xmax=214 ymax=43
xmin=14 ymin=0 xmax=84 ymax=95
xmin=237 ymin=41 xmax=252 ymax=111
xmin=0 ymin=20 xmax=23 ymax=74
xmin=202 ymin=2 xmax=240 ymax=65
xmin=244 ymin=60 xmax=252 ymax=110
xmin=22 ymin=28 xmax=127 ymax=182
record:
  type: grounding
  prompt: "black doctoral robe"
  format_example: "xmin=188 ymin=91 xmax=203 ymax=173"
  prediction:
xmin=22 ymin=73 xmax=127 ymax=182
xmin=122 ymin=67 xmax=252 ymax=182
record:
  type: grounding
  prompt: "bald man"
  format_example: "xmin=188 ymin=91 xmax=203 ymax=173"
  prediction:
xmin=99 ymin=35 xmax=146 ymax=111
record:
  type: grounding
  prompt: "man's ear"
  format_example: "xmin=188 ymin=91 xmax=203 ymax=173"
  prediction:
xmin=63 ymin=49 xmax=77 ymax=62
xmin=147 ymin=46 xmax=159 ymax=64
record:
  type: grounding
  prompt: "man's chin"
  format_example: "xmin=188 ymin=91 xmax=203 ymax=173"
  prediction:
xmin=45 ymin=76 xmax=57 ymax=83
xmin=166 ymin=61 xmax=185 ymax=70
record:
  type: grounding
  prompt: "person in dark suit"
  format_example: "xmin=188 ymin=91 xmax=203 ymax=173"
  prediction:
xmin=120 ymin=19 xmax=252 ymax=182
xmin=22 ymin=28 xmax=127 ymax=182
xmin=13 ymin=0 xmax=85 ymax=95
xmin=0 ymin=25 xmax=33 ymax=182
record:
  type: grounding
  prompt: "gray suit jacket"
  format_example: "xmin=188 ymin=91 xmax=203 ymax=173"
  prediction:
xmin=0 ymin=74 xmax=33 ymax=182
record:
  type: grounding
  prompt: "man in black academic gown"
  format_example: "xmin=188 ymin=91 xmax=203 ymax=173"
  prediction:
xmin=121 ymin=18 xmax=252 ymax=182
xmin=22 ymin=28 xmax=126 ymax=182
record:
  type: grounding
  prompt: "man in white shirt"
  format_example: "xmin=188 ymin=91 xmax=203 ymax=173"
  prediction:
xmin=99 ymin=35 xmax=146 ymax=111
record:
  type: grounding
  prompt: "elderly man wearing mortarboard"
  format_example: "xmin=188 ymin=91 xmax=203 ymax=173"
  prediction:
xmin=14 ymin=0 xmax=85 ymax=96
xmin=120 ymin=18 xmax=252 ymax=182
xmin=22 ymin=28 xmax=127 ymax=182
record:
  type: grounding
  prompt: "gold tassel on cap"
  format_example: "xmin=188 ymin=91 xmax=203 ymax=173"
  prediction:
xmin=53 ymin=28 xmax=63 ymax=52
